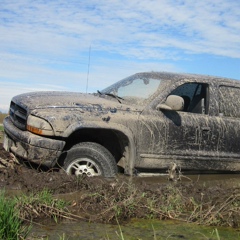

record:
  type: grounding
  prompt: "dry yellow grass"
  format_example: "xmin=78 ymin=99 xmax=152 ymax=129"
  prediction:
xmin=0 ymin=114 xmax=6 ymax=143
xmin=0 ymin=113 xmax=7 ymax=124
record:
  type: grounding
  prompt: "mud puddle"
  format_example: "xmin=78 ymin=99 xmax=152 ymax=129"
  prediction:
xmin=29 ymin=219 xmax=240 ymax=240
xmin=133 ymin=173 xmax=240 ymax=187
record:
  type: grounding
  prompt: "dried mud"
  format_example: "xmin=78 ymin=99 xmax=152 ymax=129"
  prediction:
xmin=0 ymin=143 xmax=240 ymax=229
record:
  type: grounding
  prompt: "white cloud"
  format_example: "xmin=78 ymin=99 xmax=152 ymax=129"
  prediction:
xmin=0 ymin=56 xmax=178 ymax=112
xmin=0 ymin=0 xmax=239 ymax=112
xmin=1 ymin=0 xmax=240 ymax=59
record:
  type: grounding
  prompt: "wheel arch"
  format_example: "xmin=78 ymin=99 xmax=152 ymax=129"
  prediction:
xmin=60 ymin=122 xmax=136 ymax=175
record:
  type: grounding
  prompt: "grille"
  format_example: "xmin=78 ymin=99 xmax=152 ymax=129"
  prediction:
xmin=9 ymin=101 xmax=28 ymax=130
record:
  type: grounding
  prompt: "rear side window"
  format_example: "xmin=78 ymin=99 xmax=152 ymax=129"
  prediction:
xmin=219 ymin=86 xmax=240 ymax=118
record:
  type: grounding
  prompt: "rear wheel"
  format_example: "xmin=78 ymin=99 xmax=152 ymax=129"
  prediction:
xmin=63 ymin=142 xmax=118 ymax=177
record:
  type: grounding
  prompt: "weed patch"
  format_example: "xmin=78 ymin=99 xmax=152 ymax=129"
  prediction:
xmin=15 ymin=189 xmax=71 ymax=221
xmin=0 ymin=191 xmax=30 ymax=240
xmin=71 ymin=178 xmax=240 ymax=228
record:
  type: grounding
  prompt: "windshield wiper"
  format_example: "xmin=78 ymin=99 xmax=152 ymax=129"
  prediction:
xmin=97 ymin=90 xmax=123 ymax=103
xmin=105 ymin=93 xmax=124 ymax=103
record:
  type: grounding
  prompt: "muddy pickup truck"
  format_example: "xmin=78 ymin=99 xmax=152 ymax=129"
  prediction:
xmin=3 ymin=72 xmax=240 ymax=177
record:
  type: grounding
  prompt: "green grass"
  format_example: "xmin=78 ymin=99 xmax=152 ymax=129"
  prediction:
xmin=15 ymin=189 xmax=68 ymax=223
xmin=16 ymin=189 xmax=67 ymax=210
xmin=0 ymin=189 xmax=68 ymax=240
xmin=0 ymin=191 xmax=30 ymax=240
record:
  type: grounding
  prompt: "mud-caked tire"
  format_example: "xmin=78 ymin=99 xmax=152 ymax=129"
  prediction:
xmin=63 ymin=142 xmax=118 ymax=178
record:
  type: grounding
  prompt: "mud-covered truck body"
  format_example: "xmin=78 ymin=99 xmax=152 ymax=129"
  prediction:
xmin=3 ymin=72 xmax=240 ymax=177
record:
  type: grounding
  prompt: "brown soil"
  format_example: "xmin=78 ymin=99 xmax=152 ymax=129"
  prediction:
xmin=0 ymin=143 xmax=240 ymax=228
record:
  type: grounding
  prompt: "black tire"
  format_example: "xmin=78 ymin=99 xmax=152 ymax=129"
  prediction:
xmin=63 ymin=142 xmax=118 ymax=177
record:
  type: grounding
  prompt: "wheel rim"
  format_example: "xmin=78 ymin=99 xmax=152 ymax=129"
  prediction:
xmin=66 ymin=158 xmax=102 ymax=177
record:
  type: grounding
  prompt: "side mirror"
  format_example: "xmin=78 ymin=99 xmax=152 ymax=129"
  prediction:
xmin=157 ymin=95 xmax=184 ymax=111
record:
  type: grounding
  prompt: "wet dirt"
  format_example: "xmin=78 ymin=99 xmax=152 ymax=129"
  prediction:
xmin=1 ymin=139 xmax=239 ymax=193
xmin=29 ymin=218 xmax=240 ymax=240
xmin=1 ymin=142 xmax=240 ymax=239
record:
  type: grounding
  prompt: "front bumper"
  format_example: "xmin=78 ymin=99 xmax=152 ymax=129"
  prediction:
xmin=3 ymin=116 xmax=65 ymax=167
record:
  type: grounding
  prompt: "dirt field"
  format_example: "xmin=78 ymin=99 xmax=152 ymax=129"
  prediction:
xmin=1 ymin=142 xmax=240 ymax=229
xmin=0 ymin=111 xmax=240 ymax=228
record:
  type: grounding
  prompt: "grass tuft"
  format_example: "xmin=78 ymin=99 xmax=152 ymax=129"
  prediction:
xmin=15 ymin=189 xmax=68 ymax=221
xmin=0 ymin=191 xmax=30 ymax=240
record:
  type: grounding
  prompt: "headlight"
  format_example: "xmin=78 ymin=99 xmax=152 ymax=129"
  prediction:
xmin=27 ymin=115 xmax=54 ymax=136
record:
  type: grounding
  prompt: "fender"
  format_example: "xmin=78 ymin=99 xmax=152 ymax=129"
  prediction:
xmin=63 ymin=121 xmax=136 ymax=175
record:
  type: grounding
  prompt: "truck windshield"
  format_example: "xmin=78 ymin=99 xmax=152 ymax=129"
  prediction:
xmin=101 ymin=74 xmax=162 ymax=104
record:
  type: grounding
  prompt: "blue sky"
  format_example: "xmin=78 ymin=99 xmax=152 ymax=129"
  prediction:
xmin=0 ymin=0 xmax=240 ymax=112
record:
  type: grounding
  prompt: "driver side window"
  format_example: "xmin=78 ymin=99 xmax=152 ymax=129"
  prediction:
xmin=170 ymin=83 xmax=208 ymax=114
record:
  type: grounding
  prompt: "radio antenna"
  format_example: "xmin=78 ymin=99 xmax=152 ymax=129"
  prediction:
xmin=86 ymin=45 xmax=91 ymax=93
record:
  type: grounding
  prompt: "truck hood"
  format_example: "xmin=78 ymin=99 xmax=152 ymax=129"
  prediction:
xmin=12 ymin=91 xmax=142 ymax=112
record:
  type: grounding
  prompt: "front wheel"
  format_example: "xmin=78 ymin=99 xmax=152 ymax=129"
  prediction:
xmin=63 ymin=142 xmax=118 ymax=177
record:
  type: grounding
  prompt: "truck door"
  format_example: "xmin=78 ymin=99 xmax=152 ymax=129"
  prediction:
xmin=137 ymin=82 xmax=221 ymax=171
